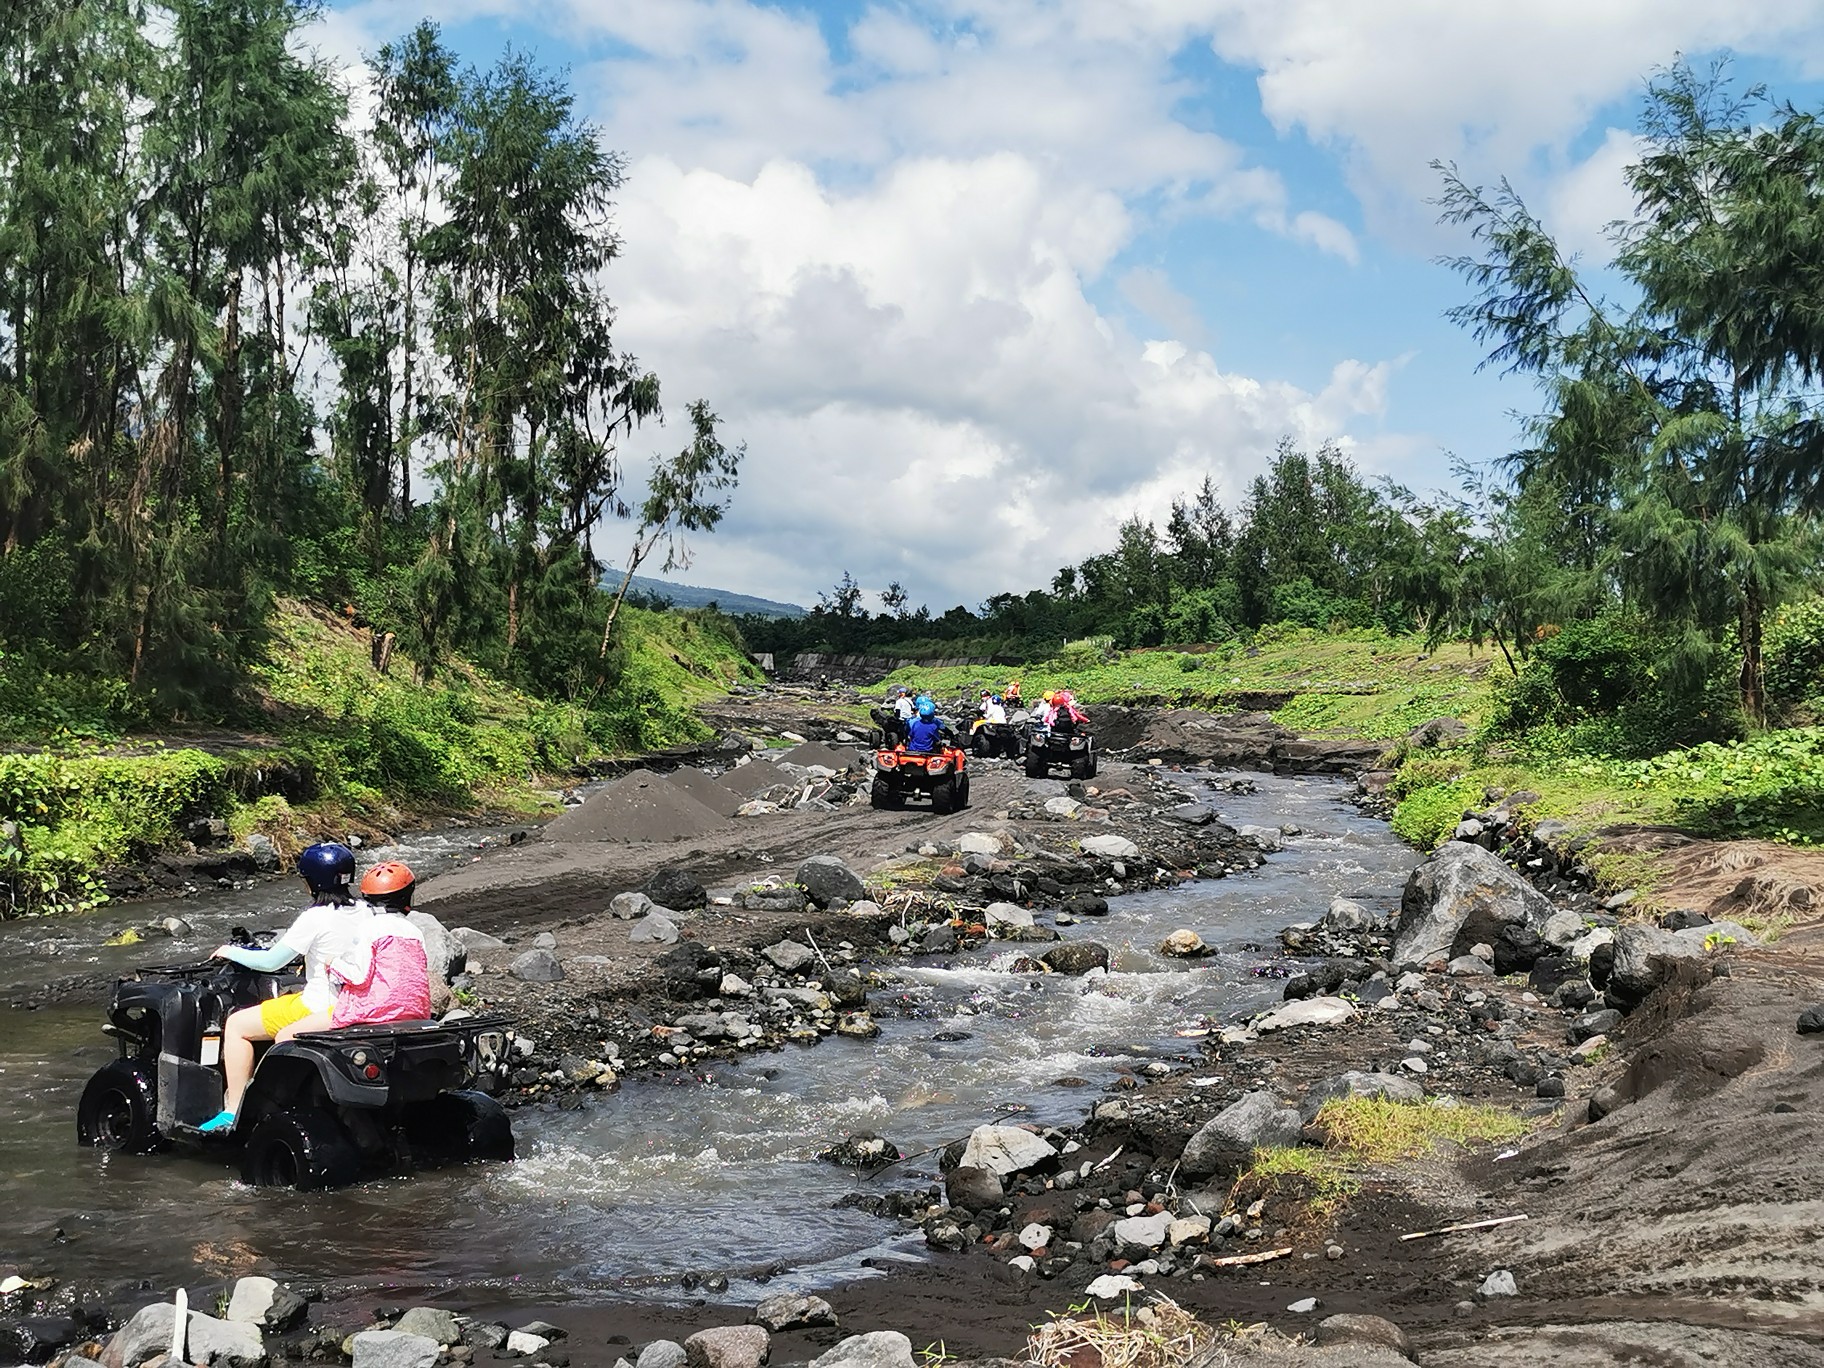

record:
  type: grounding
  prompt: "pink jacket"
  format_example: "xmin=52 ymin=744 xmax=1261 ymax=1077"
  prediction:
xmin=329 ymin=913 xmax=432 ymax=1025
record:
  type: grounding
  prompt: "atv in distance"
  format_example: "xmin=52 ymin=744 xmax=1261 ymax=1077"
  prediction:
xmin=1026 ymin=713 xmax=1097 ymax=780
xmin=77 ymin=943 xmax=515 ymax=1190
xmin=968 ymin=717 xmax=1023 ymax=759
xmin=871 ymin=740 xmax=971 ymax=813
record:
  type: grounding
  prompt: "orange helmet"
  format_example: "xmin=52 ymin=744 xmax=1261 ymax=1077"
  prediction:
xmin=360 ymin=860 xmax=416 ymax=908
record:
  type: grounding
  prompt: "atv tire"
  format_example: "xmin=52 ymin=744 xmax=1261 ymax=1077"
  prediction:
xmin=955 ymin=773 xmax=971 ymax=810
xmin=1070 ymin=754 xmax=1094 ymax=780
xmin=77 ymin=1061 xmax=160 ymax=1154
xmin=1025 ymin=748 xmax=1048 ymax=778
xmin=931 ymin=776 xmax=957 ymax=815
xmin=870 ymin=776 xmax=902 ymax=810
xmin=404 ymin=1090 xmax=514 ymax=1165
xmin=240 ymin=1108 xmax=361 ymax=1191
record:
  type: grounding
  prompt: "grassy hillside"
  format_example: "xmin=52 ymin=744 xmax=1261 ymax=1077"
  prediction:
xmin=0 ymin=601 xmax=761 ymax=914
xmin=875 ymin=628 xmax=1502 ymax=740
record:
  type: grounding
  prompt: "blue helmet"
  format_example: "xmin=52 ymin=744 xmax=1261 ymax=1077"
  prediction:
xmin=915 ymin=695 xmax=936 ymax=719
xmin=297 ymin=842 xmax=357 ymax=894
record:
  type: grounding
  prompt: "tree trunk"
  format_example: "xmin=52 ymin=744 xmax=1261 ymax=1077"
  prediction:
xmin=599 ymin=532 xmax=657 ymax=658
xmin=1741 ymin=582 xmax=1766 ymax=726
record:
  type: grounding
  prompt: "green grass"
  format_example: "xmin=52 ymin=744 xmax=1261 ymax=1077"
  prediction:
xmin=869 ymin=627 xmax=1503 ymax=739
xmin=0 ymin=600 xmax=760 ymax=915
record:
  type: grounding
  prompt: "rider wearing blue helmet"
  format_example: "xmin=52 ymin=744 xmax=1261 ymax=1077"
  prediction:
xmin=905 ymin=694 xmax=945 ymax=752
xmin=197 ymin=841 xmax=370 ymax=1134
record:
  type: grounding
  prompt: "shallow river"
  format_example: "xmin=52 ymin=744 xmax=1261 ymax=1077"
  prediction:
xmin=0 ymin=776 xmax=1416 ymax=1309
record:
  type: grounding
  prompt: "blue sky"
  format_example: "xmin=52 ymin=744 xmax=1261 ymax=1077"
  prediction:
xmin=312 ymin=0 xmax=1824 ymax=610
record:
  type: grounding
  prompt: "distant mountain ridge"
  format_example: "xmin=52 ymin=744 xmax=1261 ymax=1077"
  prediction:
xmin=605 ymin=569 xmax=806 ymax=618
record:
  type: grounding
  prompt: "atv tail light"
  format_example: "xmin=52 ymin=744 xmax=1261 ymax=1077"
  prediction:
xmin=928 ymin=759 xmax=948 ymax=774
xmin=877 ymin=752 xmax=898 ymax=769
xmin=363 ymin=1063 xmax=381 ymax=1080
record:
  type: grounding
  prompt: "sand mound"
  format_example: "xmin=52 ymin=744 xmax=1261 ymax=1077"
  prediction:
xmin=664 ymin=765 xmax=744 ymax=818
xmin=779 ymin=740 xmax=866 ymax=771
xmin=543 ymin=771 xmax=728 ymax=843
xmin=716 ymin=759 xmax=791 ymax=796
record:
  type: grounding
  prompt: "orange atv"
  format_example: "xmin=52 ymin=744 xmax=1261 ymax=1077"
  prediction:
xmin=871 ymin=740 xmax=971 ymax=813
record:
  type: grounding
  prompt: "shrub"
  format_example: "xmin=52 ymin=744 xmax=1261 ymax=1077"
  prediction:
xmin=1767 ymin=598 xmax=1824 ymax=711
xmin=1390 ymin=777 xmax=1483 ymax=848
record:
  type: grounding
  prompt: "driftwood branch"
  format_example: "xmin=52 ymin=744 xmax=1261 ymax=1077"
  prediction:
xmin=1199 ymin=1246 xmax=1293 ymax=1268
xmin=1399 ymin=1214 xmax=1528 ymax=1242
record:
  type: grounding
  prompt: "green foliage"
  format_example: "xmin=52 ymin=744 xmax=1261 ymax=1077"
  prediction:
xmin=1766 ymin=599 xmax=1824 ymax=711
xmin=1390 ymin=778 xmax=1484 ymax=849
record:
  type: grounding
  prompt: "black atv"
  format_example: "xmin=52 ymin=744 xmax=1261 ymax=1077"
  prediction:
xmin=1025 ymin=713 xmax=1097 ymax=779
xmin=77 ymin=939 xmax=515 ymax=1190
xmin=967 ymin=718 xmax=1023 ymax=759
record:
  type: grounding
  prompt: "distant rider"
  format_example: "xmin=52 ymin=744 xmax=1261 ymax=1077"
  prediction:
xmin=904 ymin=694 xmax=945 ymax=752
xmin=329 ymin=861 xmax=433 ymax=1026
xmin=983 ymin=695 xmax=1008 ymax=725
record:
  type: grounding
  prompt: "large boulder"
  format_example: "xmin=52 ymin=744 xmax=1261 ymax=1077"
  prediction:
xmin=1179 ymin=1091 xmax=1302 ymax=1178
xmin=643 ymin=868 xmax=708 ymax=911
xmin=1041 ymin=942 xmax=1110 ymax=975
xmin=1393 ymin=843 xmax=1558 ymax=968
xmin=408 ymin=911 xmax=466 ymax=983
xmin=810 ymin=1332 xmax=915 ymax=1368
xmin=184 ymin=1312 xmax=264 ymax=1368
xmin=1605 ymin=921 xmax=1756 ymax=1009
xmin=685 ymin=1326 xmax=768 ymax=1368
xmin=796 ymin=856 xmax=865 ymax=907
xmin=958 ymin=1124 xmax=1057 ymax=1177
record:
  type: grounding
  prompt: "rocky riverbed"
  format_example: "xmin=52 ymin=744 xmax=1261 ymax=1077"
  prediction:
xmin=9 ymin=699 xmax=1824 ymax=1368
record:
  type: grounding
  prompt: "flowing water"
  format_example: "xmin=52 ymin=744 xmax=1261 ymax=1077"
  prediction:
xmin=0 ymin=776 xmax=1416 ymax=1309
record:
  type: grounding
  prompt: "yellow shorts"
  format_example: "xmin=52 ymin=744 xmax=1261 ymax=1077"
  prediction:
xmin=259 ymin=992 xmax=312 ymax=1037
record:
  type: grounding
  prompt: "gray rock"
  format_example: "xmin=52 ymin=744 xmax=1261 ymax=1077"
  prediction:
xmin=630 ymin=913 xmax=680 ymax=946
xmin=763 ymin=939 xmax=816 ymax=973
xmin=956 ymin=832 xmax=1003 ymax=855
xmin=1044 ymin=797 xmax=1083 ymax=819
xmin=796 ymin=855 xmax=866 ymax=907
xmin=224 ymin=1278 xmax=277 ymax=1327
xmin=1478 ymin=1269 xmax=1518 ymax=1298
xmin=610 ymin=891 xmax=655 ymax=920
xmin=1237 ymin=824 xmax=1283 ymax=851
xmin=1606 ymin=923 xmax=1701 ymax=1007
xmin=509 ymin=948 xmax=565 ymax=982
xmin=983 ymin=901 xmax=1034 ymax=930
xmin=809 ymin=1331 xmax=916 ymax=1368
xmin=1323 ymin=898 xmax=1373 ymax=932
xmin=637 ymin=1342 xmax=688 ymax=1368
xmin=1165 ymin=803 xmax=1214 ymax=826
xmin=506 ymin=1330 xmax=550 ymax=1357
xmin=185 ymin=1313 xmax=264 ymax=1368
xmin=752 ymin=1294 xmax=837 ymax=1333
xmin=1446 ymin=954 xmax=1492 ymax=977
xmin=104 ymin=1304 xmax=178 ymax=1368
xmin=1041 ymin=942 xmax=1110 ymax=975
xmin=1314 ymin=1314 xmax=1412 ymax=1358
xmin=1111 ymin=1211 xmax=1172 ymax=1255
xmin=1255 ymin=997 xmax=1356 ymax=1031
xmin=1540 ymin=909 xmax=1585 ymax=947
xmin=1572 ymin=1008 xmax=1622 ymax=1042
xmin=684 ymin=1325 xmax=769 ymax=1368
xmin=244 ymin=833 xmax=281 ymax=871
xmin=958 ymin=1123 xmax=1057 ymax=1177
xmin=408 ymin=911 xmax=466 ymax=983
xmin=944 ymin=1164 xmax=1004 ymax=1211
xmin=1299 ymin=1070 xmax=1423 ymax=1122
xmin=532 ymin=931 xmax=558 ymax=950
xmin=351 ymin=1331 xmax=440 ymax=1368
xmin=1393 ymin=843 xmax=1558 ymax=967
xmin=451 ymin=926 xmax=510 ymax=954
xmin=391 ymin=1309 xmax=461 ymax=1346
xmin=1080 ymin=834 xmax=1140 ymax=859
xmin=1180 ymin=1091 xmax=1303 ymax=1178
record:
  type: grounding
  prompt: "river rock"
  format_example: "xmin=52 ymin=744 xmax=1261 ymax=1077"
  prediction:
xmin=505 ymin=1330 xmax=550 ymax=1357
xmin=1081 ymin=834 xmax=1140 ymax=859
xmin=452 ymin=926 xmax=510 ymax=954
xmin=685 ymin=1325 xmax=768 ymax=1368
xmin=796 ymin=855 xmax=865 ymax=907
xmin=1165 ymin=802 xmax=1214 ymax=825
xmin=630 ymin=913 xmax=680 ymax=946
xmin=1323 ymin=898 xmax=1373 ymax=932
xmin=809 ymin=1331 xmax=914 ymax=1368
xmin=1044 ymin=797 xmax=1083 ymax=819
xmin=818 ymin=1132 xmax=900 ymax=1167
xmin=1299 ymin=1070 xmax=1423 ymax=1121
xmin=103 ymin=1304 xmax=177 ymax=1368
xmin=610 ymin=892 xmax=655 ymax=920
xmin=742 ymin=884 xmax=809 ymax=913
xmin=1314 ymin=1314 xmax=1412 ymax=1358
xmin=959 ymin=1123 xmax=1057 ymax=1177
xmin=1160 ymin=929 xmax=1207 ymax=957
xmin=1111 ymin=1212 xmax=1172 ymax=1255
xmin=1237 ymin=824 xmax=1283 ymax=851
xmin=186 ymin=1312 xmax=264 ymax=1368
xmin=945 ymin=1164 xmax=1004 ymax=1211
xmin=224 ymin=1278 xmax=276 ymax=1327
xmin=1606 ymin=924 xmax=1709 ymax=1008
xmin=835 ymin=1010 xmax=879 ymax=1037
xmin=1478 ymin=1270 xmax=1518 ymax=1299
xmin=1180 ymin=1091 xmax=1302 ymax=1178
xmin=983 ymin=901 xmax=1034 ymax=930
xmin=1041 ymin=942 xmax=1109 ymax=975
xmin=389 ymin=1309 xmax=460 ymax=1346
xmin=637 ymin=1342 xmax=687 ymax=1368
xmin=1393 ymin=843 xmax=1558 ymax=968
xmin=245 ymin=833 xmax=281 ymax=871
xmin=752 ymin=1294 xmax=837 ymax=1333
xmin=5 ymin=1317 xmax=78 ymax=1363
xmin=509 ymin=949 xmax=565 ymax=982
xmin=352 ymin=1331 xmax=439 ymax=1368
xmin=1255 ymin=997 xmax=1356 ymax=1031
xmin=956 ymin=832 xmax=1004 ymax=855
xmin=762 ymin=939 xmax=816 ymax=972
xmin=644 ymin=868 xmax=708 ymax=911
xmin=1084 ymin=1275 xmax=1143 ymax=1300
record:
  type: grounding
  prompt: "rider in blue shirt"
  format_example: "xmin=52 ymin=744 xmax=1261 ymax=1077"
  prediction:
xmin=904 ymin=695 xmax=945 ymax=751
